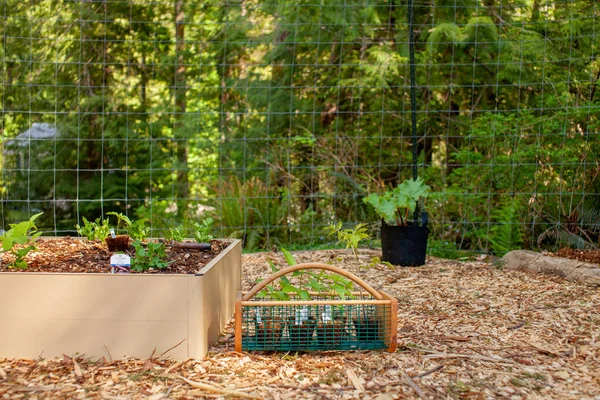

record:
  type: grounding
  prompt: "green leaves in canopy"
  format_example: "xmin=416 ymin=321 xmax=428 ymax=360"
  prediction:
xmin=363 ymin=178 xmax=431 ymax=226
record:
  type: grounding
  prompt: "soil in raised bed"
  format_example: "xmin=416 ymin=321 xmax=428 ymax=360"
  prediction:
xmin=0 ymin=237 xmax=231 ymax=274
xmin=552 ymin=248 xmax=600 ymax=265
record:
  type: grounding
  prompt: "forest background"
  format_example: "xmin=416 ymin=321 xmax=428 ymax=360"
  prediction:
xmin=1 ymin=0 xmax=599 ymax=257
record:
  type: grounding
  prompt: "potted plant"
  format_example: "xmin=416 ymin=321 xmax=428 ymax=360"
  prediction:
xmin=104 ymin=212 xmax=132 ymax=252
xmin=363 ymin=177 xmax=431 ymax=266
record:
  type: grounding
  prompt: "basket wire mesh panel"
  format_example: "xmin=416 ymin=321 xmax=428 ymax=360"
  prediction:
xmin=235 ymin=263 xmax=397 ymax=352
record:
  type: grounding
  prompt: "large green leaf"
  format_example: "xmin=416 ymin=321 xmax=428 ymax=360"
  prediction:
xmin=281 ymin=247 xmax=296 ymax=266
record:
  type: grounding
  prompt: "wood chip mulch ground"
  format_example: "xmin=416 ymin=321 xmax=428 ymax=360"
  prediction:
xmin=554 ymin=248 xmax=600 ymax=265
xmin=1 ymin=249 xmax=599 ymax=399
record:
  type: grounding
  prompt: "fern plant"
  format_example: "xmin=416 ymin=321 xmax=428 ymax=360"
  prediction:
xmin=216 ymin=176 xmax=287 ymax=250
xmin=489 ymin=198 xmax=524 ymax=256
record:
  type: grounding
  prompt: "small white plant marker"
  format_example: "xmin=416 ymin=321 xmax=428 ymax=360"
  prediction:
xmin=110 ymin=253 xmax=131 ymax=274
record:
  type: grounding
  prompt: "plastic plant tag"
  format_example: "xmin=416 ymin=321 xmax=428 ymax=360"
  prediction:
xmin=255 ymin=308 xmax=262 ymax=324
xmin=110 ymin=253 xmax=131 ymax=274
xmin=109 ymin=228 xmax=116 ymax=238
xmin=300 ymin=306 xmax=309 ymax=323
xmin=322 ymin=305 xmax=332 ymax=323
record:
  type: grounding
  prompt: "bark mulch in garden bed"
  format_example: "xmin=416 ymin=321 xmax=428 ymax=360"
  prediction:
xmin=0 ymin=237 xmax=230 ymax=274
xmin=1 ymin=249 xmax=599 ymax=399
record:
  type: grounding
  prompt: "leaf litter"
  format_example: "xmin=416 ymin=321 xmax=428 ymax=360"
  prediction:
xmin=1 ymin=248 xmax=599 ymax=399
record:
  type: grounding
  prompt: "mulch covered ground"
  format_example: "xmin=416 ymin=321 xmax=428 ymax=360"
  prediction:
xmin=1 ymin=249 xmax=599 ymax=399
xmin=554 ymin=248 xmax=600 ymax=265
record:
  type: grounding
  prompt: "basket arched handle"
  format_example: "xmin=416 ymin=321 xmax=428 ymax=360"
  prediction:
xmin=242 ymin=262 xmax=384 ymax=301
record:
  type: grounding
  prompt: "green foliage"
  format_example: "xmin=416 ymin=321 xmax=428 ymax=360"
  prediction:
xmin=489 ymin=199 xmax=525 ymax=256
xmin=167 ymin=226 xmax=185 ymax=242
xmin=106 ymin=212 xmax=133 ymax=233
xmin=256 ymin=248 xmax=355 ymax=302
xmin=128 ymin=220 xmax=151 ymax=241
xmin=192 ymin=217 xmax=214 ymax=243
xmin=131 ymin=240 xmax=170 ymax=271
xmin=363 ymin=178 xmax=431 ymax=226
xmin=0 ymin=213 xmax=44 ymax=269
xmin=75 ymin=217 xmax=110 ymax=241
xmin=359 ymin=256 xmax=393 ymax=270
xmin=216 ymin=176 xmax=287 ymax=250
xmin=323 ymin=222 xmax=370 ymax=261
xmin=2 ymin=0 xmax=599 ymax=257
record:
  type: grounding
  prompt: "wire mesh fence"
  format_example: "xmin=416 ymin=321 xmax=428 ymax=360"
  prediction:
xmin=1 ymin=0 xmax=599 ymax=257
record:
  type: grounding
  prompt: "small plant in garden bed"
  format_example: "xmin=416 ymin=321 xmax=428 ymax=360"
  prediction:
xmin=75 ymin=216 xmax=110 ymax=241
xmin=106 ymin=212 xmax=133 ymax=234
xmin=192 ymin=217 xmax=214 ymax=243
xmin=128 ymin=219 xmax=150 ymax=241
xmin=167 ymin=225 xmax=185 ymax=242
xmin=130 ymin=240 xmax=170 ymax=271
xmin=0 ymin=212 xmax=43 ymax=269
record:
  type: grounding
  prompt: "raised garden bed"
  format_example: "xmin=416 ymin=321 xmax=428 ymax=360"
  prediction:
xmin=0 ymin=238 xmax=241 ymax=360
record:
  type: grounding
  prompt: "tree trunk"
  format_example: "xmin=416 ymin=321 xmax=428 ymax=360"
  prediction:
xmin=175 ymin=1 xmax=189 ymax=199
xmin=531 ymin=0 xmax=540 ymax=22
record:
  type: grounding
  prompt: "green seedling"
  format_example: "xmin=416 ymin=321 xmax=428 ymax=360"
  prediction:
xmin=131 ymin=240 xmax=170 ymax=271
xmin=0 ymin=212 xmax=44 ymax=269
xmin=106 ymin=212 xmax=133 ymax=234
xmin=128 ymin=219 xmax=150 ymax=241
xmin=75 ymin=217 xmax=110 ymax=241
xmin=192 ymin=217 xmax=214 ymax=243
xmin=167 ymin=225 xmax=185 ymax=242
xmin=359 ymin=256 xmax=394 ymax=270
xmin=323 ymin=222 xmax=370 ymax=261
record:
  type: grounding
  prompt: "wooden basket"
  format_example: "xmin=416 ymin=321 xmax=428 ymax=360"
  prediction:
xmin=235 ymin=263 xmax=397 ymax=352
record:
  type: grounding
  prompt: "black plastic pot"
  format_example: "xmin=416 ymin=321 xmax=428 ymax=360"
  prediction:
xmin=381 ymin=213 xmax=428 ymax=266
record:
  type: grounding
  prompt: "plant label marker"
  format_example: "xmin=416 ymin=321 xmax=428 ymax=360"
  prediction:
xmin=110 ymin=253 xmax=131 ymax=274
